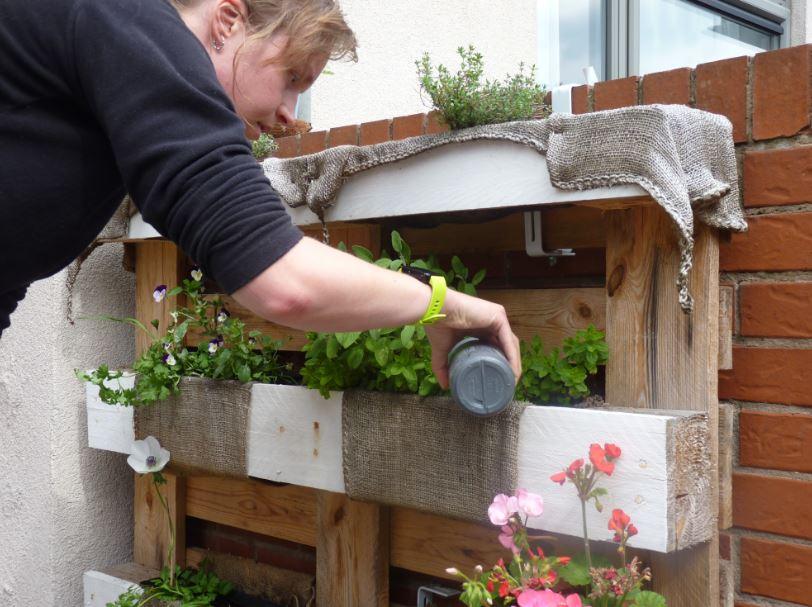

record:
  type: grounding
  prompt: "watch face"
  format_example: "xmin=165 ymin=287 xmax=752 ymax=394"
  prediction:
xmin=401 ymin=265 xmax=433 ymax=284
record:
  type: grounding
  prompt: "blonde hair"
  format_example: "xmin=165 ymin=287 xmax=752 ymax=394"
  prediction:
xmin=174 ymin=0 xmax=358 ymax=68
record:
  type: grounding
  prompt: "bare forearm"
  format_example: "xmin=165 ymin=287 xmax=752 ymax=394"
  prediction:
xmin=232 ymin=237 xmax=431 ymax=332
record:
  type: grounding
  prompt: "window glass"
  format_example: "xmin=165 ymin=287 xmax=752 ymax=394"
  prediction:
xmin=638 ymin=0 xmax=774 ymax=74
xmin=558 ymin=0 xmax=606 ymax=84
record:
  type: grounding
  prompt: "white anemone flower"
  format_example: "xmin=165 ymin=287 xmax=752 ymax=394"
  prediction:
xmin=127 ymin=436 xmax=170 ymax=474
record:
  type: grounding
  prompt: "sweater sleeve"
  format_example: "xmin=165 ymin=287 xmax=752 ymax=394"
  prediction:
xmin=70 ymin=0 xmax=302 ymax=293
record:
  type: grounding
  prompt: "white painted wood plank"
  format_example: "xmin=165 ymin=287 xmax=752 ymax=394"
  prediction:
xmin=125 ymin=141 xmax=649 ymax=238
xmin=85 ymin=373 xmax=135 ymax=454
xmin=86 ymin=380 xmax=708 ymax=552
xmin=247 ymin=384 xmax=345 ymax=492
xmin=285 ymin=141 xmax=648 ymax=226
xmin=83 ymin=570 xmax=142 ymax=607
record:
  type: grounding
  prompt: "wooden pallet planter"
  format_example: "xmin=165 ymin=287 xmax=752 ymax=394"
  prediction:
xmin=87 ymin=140 xmax=723 ymax=607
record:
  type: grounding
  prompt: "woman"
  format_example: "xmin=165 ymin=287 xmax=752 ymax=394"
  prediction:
xmin=0 ymin=0 xmax=520 ymax=388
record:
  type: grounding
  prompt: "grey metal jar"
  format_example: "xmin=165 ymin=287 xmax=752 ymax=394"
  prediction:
xmin=447 ymin=337 xmax=515 ymax=417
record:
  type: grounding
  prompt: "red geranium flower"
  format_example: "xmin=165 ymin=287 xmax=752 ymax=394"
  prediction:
xmin=627 ymin=524 xmax=638 ymax=537
xmin=550 ymin=471 xmax=567 ymax=485
xmin=499 ymin=580 xmax=511 ymax=598
xmin=608 ymin=508 xmax=631 ymax=533
xmin=567 ymin=458 xmax=584 ymax=477
xmin=604 ymin=443 xmax=621 ymax=459
xmin=590 ymin=443 xmax=617 ymax=475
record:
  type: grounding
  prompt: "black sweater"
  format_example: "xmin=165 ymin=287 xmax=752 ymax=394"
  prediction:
xmin=0 ymin=0 xmax=303 ymax=332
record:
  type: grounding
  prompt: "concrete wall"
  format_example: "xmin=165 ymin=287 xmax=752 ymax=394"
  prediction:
xmin=790 ymin=0 xmax=812 ymax=44
xmin=0 ymin=245 xmax=135 ymax=606
xmin=309 ymin=0 xmax=537 ymax=129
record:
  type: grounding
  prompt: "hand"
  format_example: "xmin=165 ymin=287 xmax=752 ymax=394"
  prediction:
xmin=424 ymin=288 xmax=521 ymax=390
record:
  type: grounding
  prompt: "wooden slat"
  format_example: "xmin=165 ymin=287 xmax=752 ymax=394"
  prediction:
xmin=187 ymin=287 xmax=607 ymax=351
xmin=718 ymin=403 xmax=735 ymax=530
xmin=185 ymin=477 xmax=317 ymax=546
xmin=135 ymin=241 xmax=183 ymax=356
xmin=718 ymin=285 xmax=734 ymax=370
xmin=134 ymin=470 xmax=186 ymax=571
xmin=605 ymin=206 xmax=719 ymax=607
xmin=316 ymin=493 xmax=389 ymax=607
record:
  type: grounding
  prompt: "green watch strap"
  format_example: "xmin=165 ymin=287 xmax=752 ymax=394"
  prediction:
xmin=419 ymin=275 xmax=447 ymax=325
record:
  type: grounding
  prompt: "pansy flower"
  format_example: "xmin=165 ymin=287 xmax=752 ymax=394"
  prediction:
xmin=190 ymin=268 xmax=203 ymax=281
xmin=216 ymin=308 xmax=230 ymax=324
xmin=208 ymin=339 xmax=219 ymax=354
xmin=163 ymin=353 xmax=176 ymax=366
xmin=152 ymin=284 xmax=167 ymax=302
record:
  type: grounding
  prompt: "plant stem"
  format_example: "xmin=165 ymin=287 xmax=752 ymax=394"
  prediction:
xmin=152 ymin=476 xmax=176 ymax=587
xmin=580 ymin=497 xmax=592 ymax=571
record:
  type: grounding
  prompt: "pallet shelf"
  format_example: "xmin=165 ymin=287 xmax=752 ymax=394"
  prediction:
xmin=86 ymin=140 xmax=722 ymax=607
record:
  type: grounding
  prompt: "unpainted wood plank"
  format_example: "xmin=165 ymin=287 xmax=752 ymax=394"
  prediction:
xmin=134 ymin=470 xmax=186 ymax=571
xmin=718 ymin=285 xmax=734 ymax=370
xmin=188 ymin=288 xmax=607 ymax=351
xmin=718 ymin=403 xmax=735 ymax=530
xmin=185 ymin=476 xmax=318 ymax=546
xmin=316 ymin=492 xmax=389 ymax=607
xmin=134 ymin=241 xmax=183 ymax=356
xmin=605 ymin=206 xmax=720 ymax=606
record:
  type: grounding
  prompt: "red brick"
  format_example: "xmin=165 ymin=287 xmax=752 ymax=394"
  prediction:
xmin=327 ymin=124 xmax=358 ymax=147
xmin=359 ymin=119 xmax=391 ymax=146
xmin=274 ymin=135 xmax=299 ymax=158
xmin=740 ymin=410 xmax=812 ymax=472
xmin=743 ymin=146 xmax=812 ymax=207
xmin=217 ymin=532 xmax=255 ymax=559
xmin=740 ymin=536 xmax=812 ymax=605
xmin=392 ymin=113 xmax=426 ymax=140
xmin=719 ymin=531 xmax=731 ymax=560
xmin=426 ymin=111 xmax=449 ymax=134
xmin=753 ymin=44 xmax=812 ymax=141
xmin=719 ymin=347 xmax=812 ymax=406
xmin=719 ymin=212 xmax=812 ymax=271
xmin=593 ymin=77 xmax=639 ymax=111
xmin=642 ymin=68 xmax=692 ymax=105
xmin=734 ymin=473 xmax=812 ymax=540
xmin=695 ymin=56 xmax=748 ymax=143
xmin=299 ymin=130 xmax=327 ymax=155
xmin=571 ymin=85 xmax=591 ymax=114
xmin=740 ymin=282 xmax=812 ymax=337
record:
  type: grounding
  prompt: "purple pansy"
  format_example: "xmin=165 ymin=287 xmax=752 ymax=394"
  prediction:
xmin=152 ymin=284 xmax=167 ymax=303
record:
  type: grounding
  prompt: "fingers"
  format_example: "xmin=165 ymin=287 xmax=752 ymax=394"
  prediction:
xmin=498 ymin=321 xmax=522 ymax=382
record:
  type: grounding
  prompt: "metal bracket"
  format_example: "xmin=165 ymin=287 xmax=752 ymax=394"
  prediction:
xmin=523 ymin=211 xmax=575 ymax=261
xmin=416 ymin=585 xmax=461 ymax=607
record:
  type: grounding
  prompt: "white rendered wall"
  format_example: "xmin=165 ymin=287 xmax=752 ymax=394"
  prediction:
xmin=0 ymin=245 xmax=135 ymax=607
xmin=310 ymin=0 xmax=537 ymax=129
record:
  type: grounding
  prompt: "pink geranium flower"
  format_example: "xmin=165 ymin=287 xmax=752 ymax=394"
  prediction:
xmin=498 ymin=525 xmax=520 ymax=554
xmin=488 ymin=493 xmax=519 ymax=526
xmin=516 ymin=488 xmax=544 ymax=517
xmin=517 ymin=589 xmax=582 ymax=607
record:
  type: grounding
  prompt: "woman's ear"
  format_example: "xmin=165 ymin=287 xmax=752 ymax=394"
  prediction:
xmin=210 ymin=0 xmax=248 ymax=45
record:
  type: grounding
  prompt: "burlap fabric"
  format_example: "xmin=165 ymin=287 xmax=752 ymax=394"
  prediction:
xmin=134 ymin=377 xmax=252 ymax=477
xmin=264 ymin=105 xmax=747 ymax=312
xmin=342 ymin=390 xmax=525 ymax=522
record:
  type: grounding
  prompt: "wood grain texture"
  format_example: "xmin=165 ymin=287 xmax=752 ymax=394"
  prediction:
xmin=187 ymin=288 xmax=607 ymax=352
xmin=718 ymin=403 xmax=735 ymax=530
xmin=718 ymin=286 xmax=734 ymax=370
xmin=134 ymin=470 xmax=186 ymax=571
xmin=134 ymin=241 xmax=183 ymax=356
xmin=316 ymin=492 xmax=389 ymax=607
xmin=185 ymin=477 xmax=317 ymax=546
xmin=605 ymin=206 xmax=720 ymax=606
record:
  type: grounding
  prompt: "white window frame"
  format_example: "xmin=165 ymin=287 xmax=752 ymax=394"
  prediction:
xmin=539 ymin=0 xmax=791 ymax=87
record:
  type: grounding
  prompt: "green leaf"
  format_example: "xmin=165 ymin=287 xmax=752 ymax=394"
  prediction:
xmin=337 ymin=241 xmax=347 ymax=252
xmin=351 ymin=245 xmax=374 ymax=262
xmin=335 ymin=331 xmax=361 ymax=348
xmin=167 ymin=286 xmax=183 ymax=297
xmin=471 ymin=268 xmax=486 ymax=286
xmin=391 ymin=230 xmax=404 ymax=254
xmin=347 ymin=348 xmax=364 ymax=369
xmin=631 ymin=591 xmax=667 ymax=607
xmin=451 ymin=255 xmax=467 ymax=279
xmin=326 ymin=335 xmax=340 ymax=359
xmin=400 ymin=325 xmax=415 ymax=348
xmin=558 ymin=554 xmax=591 ymax=587
xmin=237 ymin=364 xmax=252 ymax=383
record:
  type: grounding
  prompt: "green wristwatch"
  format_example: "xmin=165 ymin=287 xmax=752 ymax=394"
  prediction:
xmin=401 ymin=265 xmax=447 ymax=325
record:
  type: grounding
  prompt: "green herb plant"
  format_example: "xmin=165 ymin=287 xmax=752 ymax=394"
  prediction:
xmin=107 ymin=562 xmax=233 ymax=607
xmin=416 ymin=45 xmax=550 ymax=130
xmin=251 ymin=132 xmax=278 ymax=161
xmin=301 ymin=231 xmax=607 ymax=404
xmin=78 ymin=271 xmax=294 ymax=407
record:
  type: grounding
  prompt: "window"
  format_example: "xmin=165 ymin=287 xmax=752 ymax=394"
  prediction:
xmin=538 ymin=0 xmax=788 ymax=88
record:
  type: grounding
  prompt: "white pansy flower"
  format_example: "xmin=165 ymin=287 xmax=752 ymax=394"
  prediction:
xmin=190 ymin=268 xmax=203 ymax=281
xmin=127 ymin=436 xmax=170 ymax=474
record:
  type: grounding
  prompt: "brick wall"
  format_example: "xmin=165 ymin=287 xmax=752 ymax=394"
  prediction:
xmin=214 ymin=44 xmax=811 ymax=606
xmin=565 ymin=44 xmax=812 ymax=607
